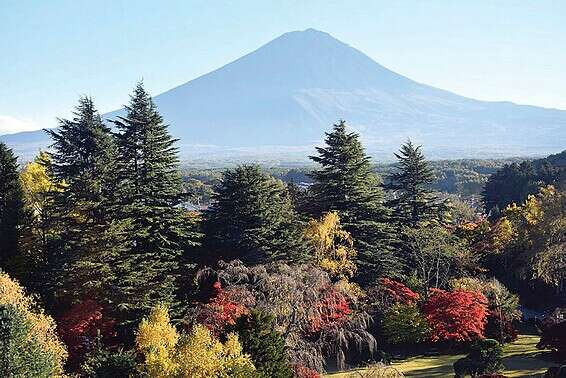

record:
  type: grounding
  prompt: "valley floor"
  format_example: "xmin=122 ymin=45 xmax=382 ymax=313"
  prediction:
xmin=326 ymin=334 xmax=558 ymax=377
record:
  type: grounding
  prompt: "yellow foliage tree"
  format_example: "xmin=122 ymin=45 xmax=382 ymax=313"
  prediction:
xmin=305 ymin=211 xmax=357 ymax=280
xmin=491 ymin=217 xmax=515 ymax=253
xmin=136 ymin=304 xmax=180 ymax=377
xmin=136 ymin=306 xmax=255 ymax=378
xmin=18 ymin=152 xmax=62 ymax=275
xmin=19 ymin=151 xmax=58 ymax=217
xmin=0 ymin=271 xmax=67 ymax=375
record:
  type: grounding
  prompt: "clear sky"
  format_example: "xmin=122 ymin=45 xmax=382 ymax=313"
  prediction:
xmin=1 ymin=0 xmax=565 ymax=134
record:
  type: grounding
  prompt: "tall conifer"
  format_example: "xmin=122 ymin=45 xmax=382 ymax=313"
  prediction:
xmin=203 ymin=165 xmax=306 ymax=264
xmin=0 ymin=142 xmax=26 ymax=273
xmin=309 ymin=121 xmax=398 ymax=282
xmin=388 ymin=140 xmax=444 ymax=227
xmin=113 ymin=83 xmax=193 ymax=320
xmin=46 ymin=97 xmax=126 ymax=302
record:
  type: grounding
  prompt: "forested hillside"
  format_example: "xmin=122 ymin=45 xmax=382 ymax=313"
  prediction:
xmin=1 ymin=84 xmax=565 ymax=377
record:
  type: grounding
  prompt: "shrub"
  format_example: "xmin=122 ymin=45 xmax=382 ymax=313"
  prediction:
xmin=538 ymin=321 xmax=566 ymax=358
xmin=57 ymin=299 xmax=117 ymax=369
xmin=485 ymin=312 xmax=518 ymax=344
xmin=0 ymin=271 xmax=67 ymax=373
xmin=230 ymin=309 xmax=293 ymax=378
xmin=176 ymin=324 xmax=255 ymax=378
xmin=382 ymin=303 xmax=431 ymax=345
xmin=136 ymin=305 xmax=256 ymax=378
xmin=80 ymin=347 xmax=137 ymax=378
xmin=423 ymin=289 xmax=488 ymax=343
xmin=453 ymin=339 xmax=504 ymax=377
xmin=309 ymin=285 xmax=352 ymax=333
xmin=293 ymin=364 xmax=322 ymax=378
xmin=545 ymin=366 xmax=566 ymax=377
xmin=0 ymin=304 xmax=62 ymax=377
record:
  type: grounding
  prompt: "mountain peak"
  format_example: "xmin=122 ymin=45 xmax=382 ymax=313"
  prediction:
xmin=278 ymin=28 xmax=335 ymax=40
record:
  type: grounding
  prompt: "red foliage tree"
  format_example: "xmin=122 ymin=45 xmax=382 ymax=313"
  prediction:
xmin=57 ymin=299 xmax=116 ymax=369
xmin=293 ymin=364 xmax=322 ymax=378
xmin=369 ymin=278 xmax=420 ymax=311
xmin=197 ymin=281 xmax=250 ymax=335
xmin=309 ymin=285 xmax=351 ymax=333
xmin=422 ymin=289 xmax=488 ymax=342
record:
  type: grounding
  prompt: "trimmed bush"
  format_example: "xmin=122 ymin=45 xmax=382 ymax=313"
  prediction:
xmin=453 ymin=339 xmax=504 ymax=377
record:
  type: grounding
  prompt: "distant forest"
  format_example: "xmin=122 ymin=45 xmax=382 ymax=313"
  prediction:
xmin=181 ymin=155 xmax=566 ymax=209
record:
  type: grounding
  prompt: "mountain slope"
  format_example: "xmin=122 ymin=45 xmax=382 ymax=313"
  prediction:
xmin=3 ymin=28 xmax=566 ymax=161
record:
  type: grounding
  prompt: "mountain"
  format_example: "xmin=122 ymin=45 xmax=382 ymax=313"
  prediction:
xmin=3 ymin=28 xmax=566 ymax=162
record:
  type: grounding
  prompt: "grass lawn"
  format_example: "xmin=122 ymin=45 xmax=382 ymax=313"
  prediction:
xmin=326 ymin=334 xmax=558 ymax=377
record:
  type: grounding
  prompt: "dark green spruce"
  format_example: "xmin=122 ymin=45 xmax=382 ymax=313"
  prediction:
xmin=112 ymin=82 xmax=197 ymax=321
xmin=203 ymin=165 xmax=306 ymax=265
xmin=0 ymin=142 xmax=26 ymax=274
xmin=309 ymin=120 xmax=398 ymax=282
xmin=388 ymin=140 xmax=444 ymax=227
xmin=230 ymin=310 xmax=293 ymax=378
xmin=45 ymin=97 xmax=127 ymax=303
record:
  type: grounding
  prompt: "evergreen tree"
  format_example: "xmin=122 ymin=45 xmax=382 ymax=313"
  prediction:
xmin=203 ymin=165 xmax=306 ymax=264
xmin=45 ymin=97 xmax=127 ymax=303
xmin=112 ymin=82 xmax=196 ymax=321
xmin=0 ymin=304 xmax=62 ymax=377
xmin=309 ymin=120 xmax=398 ymax=282
xmin=0 ymin=143 xmax=26 ymax=274
xmin=388 ymin=140 xmax=443 ymax=227
xmin=230 ymin=310 xmax=293 ymax=378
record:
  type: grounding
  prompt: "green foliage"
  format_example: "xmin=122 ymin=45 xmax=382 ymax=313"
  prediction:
xmin=0 ymin=304 xmax=60 ymax=377
xmin=231 ymin=309 xmax=293 ymax=378
xmin=381 ymin=303 xmax=431 ymax=345
xmin=204 ymin=164 xmax=306 ymax=264
xmin=309 ymin=121 xmax=397 ymax=282
xmin=453 ymin=339 xmax=504 ymax=377
xmin=17 ymin=152 xmax=59 ymax=291
xmin=404 ymin=226 xmax=473 ymax=293
xmin=0 ymin=142 xmax=26 ymax=274
xmin=388 ymin=140 xmax=445 ymax=227
xmin=451 ymin=277 xmax=521 ymax=322
xmin=81 ymin=347 xmax=137 ymax=378
xmin=112 ymin=82 xmax=198 ymax=321
xmin=45 ymin=97 xmax=128 ymax=304
xmin=483 ymin=150 xmax=566 ymax=214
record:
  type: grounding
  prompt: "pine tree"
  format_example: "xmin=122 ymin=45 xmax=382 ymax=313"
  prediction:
xmin=0 ymin=142 xmax=26 ymax=273
xmin=388 ymin=140 xmax=444 ymax=227
xmin=309 ymin=120 xmax=398 ymax=282
xmin=112 ymin=82 xmax=195 ymax=321
xmin=203 ymin=165 xmax=306 ymax=264
xmin=45 ymin=97 xmax=127 ymax=303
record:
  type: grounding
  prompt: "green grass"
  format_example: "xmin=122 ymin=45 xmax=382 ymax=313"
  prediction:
xmin=326 ymin=334 xmax=558 ymax=377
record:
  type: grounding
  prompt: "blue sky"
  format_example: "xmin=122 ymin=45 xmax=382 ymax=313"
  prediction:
xmin=1 ymin=0 xmax=565 ymax=133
